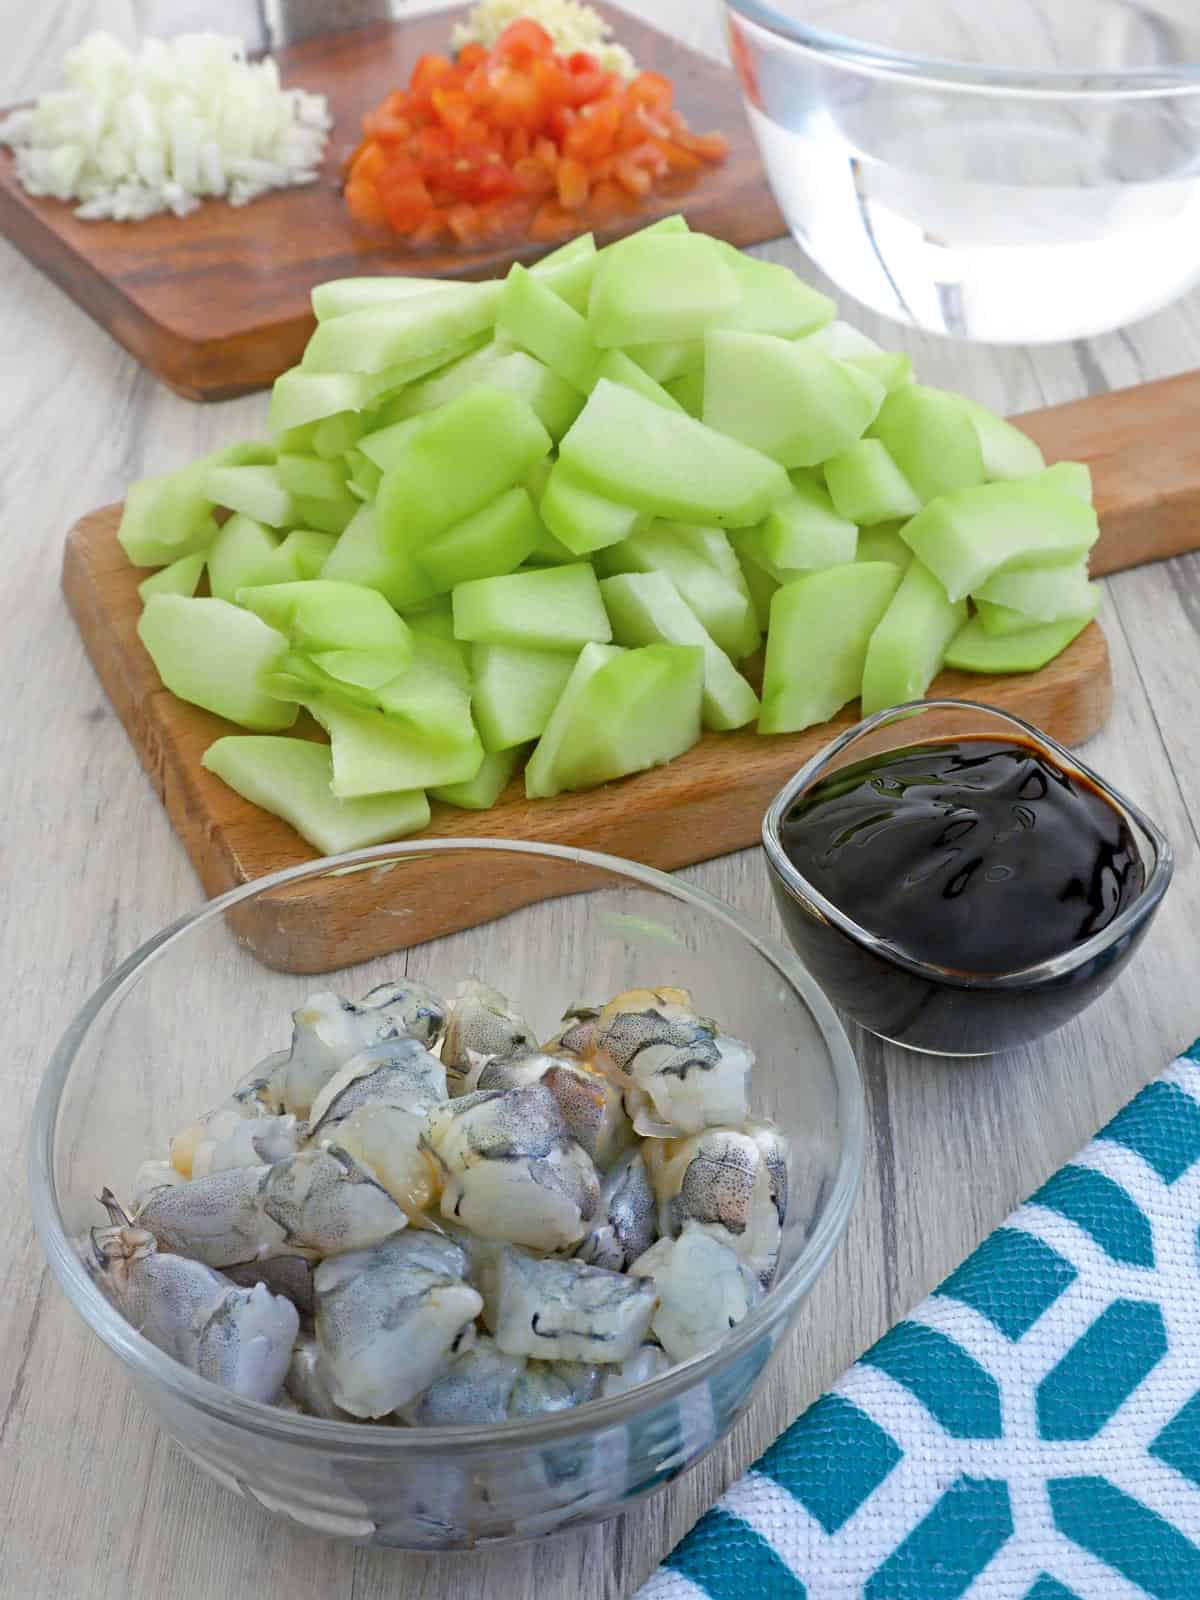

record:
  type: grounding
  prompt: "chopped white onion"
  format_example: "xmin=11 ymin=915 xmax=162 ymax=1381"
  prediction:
xmin=0 ymin=32 xmax=331 ymax=222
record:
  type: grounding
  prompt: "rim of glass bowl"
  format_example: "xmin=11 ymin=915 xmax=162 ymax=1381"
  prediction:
xmin=30 ymin=837 xmax=865 ymax=1454
xmin=763 ymin=700 xmax=1174 ymax=993
xmin=723 ymin=0 xmax=1200 ymax=96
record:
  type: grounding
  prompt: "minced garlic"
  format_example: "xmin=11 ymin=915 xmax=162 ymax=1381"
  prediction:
xmin=451 ymin=0 xmax=637 ymax=78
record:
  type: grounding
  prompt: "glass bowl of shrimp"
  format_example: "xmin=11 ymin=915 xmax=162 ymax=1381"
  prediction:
xmin=29 ymin=840 xmax=864 ymax=1550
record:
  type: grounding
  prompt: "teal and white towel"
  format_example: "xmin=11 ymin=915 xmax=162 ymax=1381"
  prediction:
xmin=639 ymin=1043 xmax=1200 ymax=1600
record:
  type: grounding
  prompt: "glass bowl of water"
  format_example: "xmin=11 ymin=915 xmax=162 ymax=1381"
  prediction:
xmin=724 ymin=0 xmax=1200 ymax=342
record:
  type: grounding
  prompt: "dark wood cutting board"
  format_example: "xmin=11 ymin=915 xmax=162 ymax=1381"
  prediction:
xmin=0 ymin=5 xmax=783 ymax=400
xmin=64 ymin=368 xmax=1200 ymax=972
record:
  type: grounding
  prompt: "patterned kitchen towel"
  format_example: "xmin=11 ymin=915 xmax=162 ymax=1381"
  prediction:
xmin=638 ymin=1042 xmax=1200 ymax=1600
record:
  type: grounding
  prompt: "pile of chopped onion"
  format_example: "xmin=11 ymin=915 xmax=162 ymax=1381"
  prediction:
xmin=0 ymin=32 xmax=331 ymax=222
xmin=451 ymin=0 xmax=636 ymax=79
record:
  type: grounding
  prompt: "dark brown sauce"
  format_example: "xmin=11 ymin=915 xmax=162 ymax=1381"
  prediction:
xmin=781 ymin=737 xmax=1143 ymax=975
xmin=769 ymin=737 xmax=1150 ymax=1054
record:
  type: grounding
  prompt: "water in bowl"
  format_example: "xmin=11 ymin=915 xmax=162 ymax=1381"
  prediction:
xmin=728 ymin=0 xmax=1200 ymax=341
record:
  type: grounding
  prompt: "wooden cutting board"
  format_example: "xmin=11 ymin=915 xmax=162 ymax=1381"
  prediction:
xmin=62 ymin=369 xmax=1200 ymax=973
xmin=0 ymin=6 xmax=782 ymax=401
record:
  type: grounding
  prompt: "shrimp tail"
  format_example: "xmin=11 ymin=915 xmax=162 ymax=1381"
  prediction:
xmin=97 ymin=1187 xmax=132 ymax=1228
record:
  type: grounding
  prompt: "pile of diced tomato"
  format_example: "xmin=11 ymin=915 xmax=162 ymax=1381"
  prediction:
xmin=344 ymin=18 xmax=728 ymax=246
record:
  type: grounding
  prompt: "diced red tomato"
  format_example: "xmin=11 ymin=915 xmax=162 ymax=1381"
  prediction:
xmin=378 ymin=171 xmax=434 ymax=231
xmin=679 ymin=130 xmax=729 ymax=162
xmin=514 ymin=154 xmax=554 ymax=195
xmin=456 ymin=42 xmax=488 ymax=71
xmin=343 ymin=21 xmax=726 ymax=245
xmin=530 ymin=199 xmax=577 ymax=240
xmin=557 ymin=156 xmax=589 ymax=209
xmin=563 ymin=52 xmax=615 ymax=107
xmin=345 ymin=178 xmax=389 ymax=227
xmin=531 ymin=56 xmax=571 ymax=109
xmin=349 ymin=142 xmax=388 ymax=185
xmin=410 ymin=208 xmax=446 ymax=245
xmin=546 ymin=103 xmax=577 ymax=143
xmin=446 ymin=201 xmax=485 ymax=244
xmin=409 ymin=54 xmax=455 ymax=107
xmin=613 ymin=156 xmax=652 ymax=198
xmin=589 ymin=178 xmax=628 ymax=220
xmin=431 ymin=87 xmax=473 ymax=136
xmin=653 ymin=137 xmax=703 ymax=174
xmin=627 ymin=71 xmax=673 ymax=115
xmin=563 ymin=98 xmax=622 ymax=163
xmin=415 ymin=123 xmax=452 ymax=160
xmin=475 ymin=156 xmax=520 ymax=202
xmin=460 ymin=117 xmax=492 ymax=147
xmin=488 ymin=64 xmax=543 ymax=132
xmin=495 ymin=19 xmax=556 ymax=66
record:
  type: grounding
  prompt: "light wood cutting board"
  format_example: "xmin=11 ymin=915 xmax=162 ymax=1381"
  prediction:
xmin=61 ymin=369 xmax=1200 ymax=970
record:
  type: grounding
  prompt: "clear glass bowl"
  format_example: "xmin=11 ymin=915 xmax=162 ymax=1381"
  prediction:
xmin=723 ymin=0 xmax=1200 ymax=341
xmin=29 ymin=841 xmax=864 ymax=1549
xmin=763 ymin=701 xmax=1173 ymax=1057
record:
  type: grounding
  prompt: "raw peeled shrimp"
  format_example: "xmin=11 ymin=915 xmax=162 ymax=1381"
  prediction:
xmin=332 ymin=1109 xmax=441 ymax=1221
xmin=89 ymin=1192 xmax=298 ymax=1403
xmin=136 ymin=1164 xmax=293 ymax=1268
xmin=280 ymin=993 xmax=372 ymax=1120
xmin=625 ymin=1033 xmax=753 ymax=1139
xmin=307 ymin=1037 xmax=448 ymax=1217
xmin=398 ymin=1335 xmax=526 ymax=1426
xmin=137 ymin=1144 xmax=408 ymax=1267
xmin=630 ymin=1222 xmax=762 ymax=1364
xmin=189 ymin=1113 xmax=302 ymax=1179
xmin=600 ymin=1344 xmax=671 ymax=1398
xmin=465 ymin=1051 xmax=561 ymax=1095
xmin=131 ymin=1159 xmax=185 ymax=1210
xmin=537 ymin=1058 xmax=633 ymax=1167
xmin=441 ymin=979 xmax=533 ymax=1083
xmin=478 ymin=1244 xmax=656 ymax=1365
xmin=307 ymin=1037 xmax=447 ymax=1133
xmin=646 ymin=1121 xmax=789 ymax=1287
xmin=168 ymin=1054 xmax=293 ymax=1179
xmin=429 ymin=1084 xmax=600 ymax=1251
xmin=547 ymin=987 xmax=701 ymax=1070
xmin=593 ymin=988 xmax=706 ymax=1067
xmin=106 ymin=969 xmax=787 ymax=1423
xmin=574 ymin=1148 xmax=657 ymax=1274
xmin=258 ymin=1146 xmax=409 ymax=1257
xmin=507 ymin=1359 xmax=602 ymax=1417
xmin=279 ymin=978 xmax=447 ymax=1118
xmin=358 ymin=979 xmax=447 ymax=1048
xmin=283 ymin=1333 xmax=357 ymax=1420
xmin=471 ymin=1052 xmax=632 ymax=1167
xmin=542 ymin=1003 xmax=604 ymax=1062
xmin=314 ymin=1232 xmax=483 ymax=1418
xmin=561 ymin=988 xmax=752 ymax=1137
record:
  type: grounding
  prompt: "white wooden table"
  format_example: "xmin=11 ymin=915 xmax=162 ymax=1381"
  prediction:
xmin=5 ymin=4 xmax=1200 ymax=1596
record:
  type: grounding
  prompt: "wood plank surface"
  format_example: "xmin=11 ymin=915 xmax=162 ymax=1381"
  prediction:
xmin=10 ymin=5 xmax=1200 ymax=1599
xmin=0 ymin=4 xmax=783 ymax=400
xmin=1021 ymin=368 xmax=1200 ymax=576
xmin=63 ymin=498 xmax=1113 ymax=970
